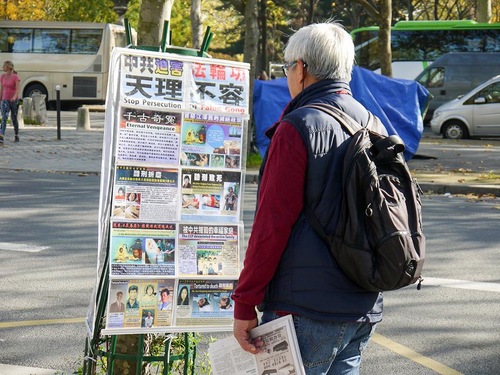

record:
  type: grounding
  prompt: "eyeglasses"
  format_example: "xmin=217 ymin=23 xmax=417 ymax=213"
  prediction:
xmin=282 ymin=60 xmax=307 ymax=77
xmin=282 ymin=61 xmax=297 ymax=77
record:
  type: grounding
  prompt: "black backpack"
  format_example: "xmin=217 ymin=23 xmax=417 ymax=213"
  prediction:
xmin=305 ymin=104 xmax=425 ymax=292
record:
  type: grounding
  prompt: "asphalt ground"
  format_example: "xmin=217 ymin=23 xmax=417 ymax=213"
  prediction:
xmin=1 ymin=110 xmax=500 ymax=374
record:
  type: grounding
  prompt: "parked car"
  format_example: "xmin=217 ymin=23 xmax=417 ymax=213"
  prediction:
xmin=416 ymin=52 xmax=500 ymax=122
xmin=430 ymin=75 xmax=500 ymax=139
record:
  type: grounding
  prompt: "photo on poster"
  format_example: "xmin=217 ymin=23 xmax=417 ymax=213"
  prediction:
xmin=180 ymin=113 xmax=243 ymax=169
xmin=112 ymin=165 xmax=179 ymax=222
xmin=180 ymin=169 xmax=241 ymax=223
xmin=178 ymin=223 xmax=240 ymax=277
xmin=174 ymin=279 xmax=238 ymax=327
xmin=106 ymin=279 xmax=176 ymax=330
xmin=110 ymin=221 xmax=177 ymax=276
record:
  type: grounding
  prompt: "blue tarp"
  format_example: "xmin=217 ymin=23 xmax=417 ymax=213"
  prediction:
xmin=253 ymin=66 xmax=430 ymax=160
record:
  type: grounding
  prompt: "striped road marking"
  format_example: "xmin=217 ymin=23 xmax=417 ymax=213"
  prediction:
xmin=0 ymin=242 xmax=50 ymax=253
xmin=0 ymin=317 xmax=84 ymax=329
xmin=372 ymin=333 xmax=464 ymax=375
xmin=422 ymin=277 xmax=500 ymax=292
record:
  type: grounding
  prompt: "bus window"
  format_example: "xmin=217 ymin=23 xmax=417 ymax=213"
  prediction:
xmin=0 ymin=29 xmax=32 ymax=53
xmin=71 ymin=29 xmax=103 ymax=54
xmin=352 ymin=21 xmax=500 ymax=80
xmin=34 ymin=29 xmax=70 ymax=54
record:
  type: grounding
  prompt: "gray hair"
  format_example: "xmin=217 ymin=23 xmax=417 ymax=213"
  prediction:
xmin=284 ymin=22 xmax=355 ymax=82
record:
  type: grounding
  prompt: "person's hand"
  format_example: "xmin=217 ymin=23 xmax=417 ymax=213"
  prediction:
xmin=233 ymin=318 xmax=263 ymax=354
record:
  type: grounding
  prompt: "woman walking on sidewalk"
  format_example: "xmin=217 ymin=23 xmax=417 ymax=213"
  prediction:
xmin=0 ymin=60 xmax=21 ymax=144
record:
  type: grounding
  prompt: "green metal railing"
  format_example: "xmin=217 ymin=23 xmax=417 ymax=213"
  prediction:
xmin=125 ymin=19 xmax=213 ymax=57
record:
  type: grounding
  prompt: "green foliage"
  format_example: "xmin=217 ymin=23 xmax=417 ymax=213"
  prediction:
xmin=0 ymin=0 xmax=117 ymax=22
xmin=55 ymin=0 xmax=117 ymax=22
xmin=170 ymin=0 xmax=192 ymax=48
xmin=246 ymin=151 xmax=262 ymax=169
xmin=169 ymin=0 xmax=244 ymax=57
xmin=124 ymin=0 xmax=142 ymax=29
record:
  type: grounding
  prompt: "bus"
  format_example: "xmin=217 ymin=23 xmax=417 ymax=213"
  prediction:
xmin=0 ymin=21 xmax=133 ymax=107
xmin=351 ymin=20 xmax=500 ymax=80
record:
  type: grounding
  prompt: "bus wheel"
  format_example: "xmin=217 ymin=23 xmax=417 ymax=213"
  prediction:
xmin=24 ymin=83 xmax=49 ymax=108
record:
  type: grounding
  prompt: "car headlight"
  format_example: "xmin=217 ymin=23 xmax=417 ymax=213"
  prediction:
xmin=432 ymin=110 xmax=442 ymax=119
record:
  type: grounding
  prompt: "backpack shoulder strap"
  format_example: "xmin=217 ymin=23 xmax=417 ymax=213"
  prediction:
xmin=304 ymin=103 xmax=384 ymax=135
xmin=301 ymin=103 xmax=385 ymax=244
xmin=301 ymin=103 xmax=364 ymax=244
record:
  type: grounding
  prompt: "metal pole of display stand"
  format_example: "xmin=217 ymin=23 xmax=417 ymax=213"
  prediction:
xmin=56 ymin=85 xmax=61 ymax=140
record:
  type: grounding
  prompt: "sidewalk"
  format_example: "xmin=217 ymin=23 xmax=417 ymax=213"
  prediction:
xmin=2 ymin=117 xmax=499 ymax=196
xmin=0 ymin=364 xmax=60 ymax=375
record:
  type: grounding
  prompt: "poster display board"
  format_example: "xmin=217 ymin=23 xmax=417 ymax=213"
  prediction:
xmin=91 ymin=47 xmax=250 ymax=335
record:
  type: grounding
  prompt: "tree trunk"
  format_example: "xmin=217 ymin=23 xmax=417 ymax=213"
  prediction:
xmin=407 ymin=0 xmax=413 ymax=20
xmin=191 ymin=0 xmax=203 ymax=48
xmin=137 ymin=0 xmax=175 ymax=46
xmin=477 ymin=0 xmax=492 ymax=22
xmin=307 ymin=0 xmax=314 ymax=24
xmin=378 ymin=0 xmax=392 ymax=77
xmin=114 ymin=334 xmax=140 ymax=375
xmin=259 ymin=0 xmax=267 ymax=75
xmin=244 ymin=0 xmax=259 ymax=155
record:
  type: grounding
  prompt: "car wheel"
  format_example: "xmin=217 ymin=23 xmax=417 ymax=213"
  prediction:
xmin=442 ymin=122 xmax=469 ymax=140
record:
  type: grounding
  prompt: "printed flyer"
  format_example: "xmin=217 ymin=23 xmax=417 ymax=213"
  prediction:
xmin=110 ymin=221 xmax=177 ymax=276
xmin=174 ymin=279 xmax=237 ymax=327
xmin=177 ymin=223 xmax=240 ymax=277
xmin=107 ymin=279 xmax=176 ymax=330
xmin=117 ymin=106 xmax=182 ymax=165
xmin=112 ymin=165 xmax=179 ymax=222
xmin=208 ymin=315 xmax=305 ymax=375
xmin=180 ymin=168 xmax=241 ymax=223
xmin=180 ymin=112 xmax=243 ymax=170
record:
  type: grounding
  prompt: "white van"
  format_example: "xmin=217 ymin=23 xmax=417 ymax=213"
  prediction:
xmin=430 ymin=75 xmax=500 ymax=139
xmin=416 ymin=52 xmax=500 ymax=121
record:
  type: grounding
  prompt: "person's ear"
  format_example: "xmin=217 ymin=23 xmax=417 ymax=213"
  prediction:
xmin=297 ymin=60 xmax=307 ymax=84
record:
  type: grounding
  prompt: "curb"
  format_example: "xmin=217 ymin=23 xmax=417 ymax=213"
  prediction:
xmin=244 ymin=172 xmax=500 ymax=196
xmin=418 ymin=182 xmax=500 ymax=196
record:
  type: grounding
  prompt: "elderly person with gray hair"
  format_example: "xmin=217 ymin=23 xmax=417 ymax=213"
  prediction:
xmin=232 ymin=22 xmax=386 ymax=374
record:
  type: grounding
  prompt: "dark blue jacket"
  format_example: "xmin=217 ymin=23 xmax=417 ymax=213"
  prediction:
xmin=259 ymin=79 xmax=383 ymax=323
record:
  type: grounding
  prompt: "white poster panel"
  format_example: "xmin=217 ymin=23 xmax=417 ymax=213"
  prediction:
xmin=91 ymin=47 xmax=249 ymax=336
